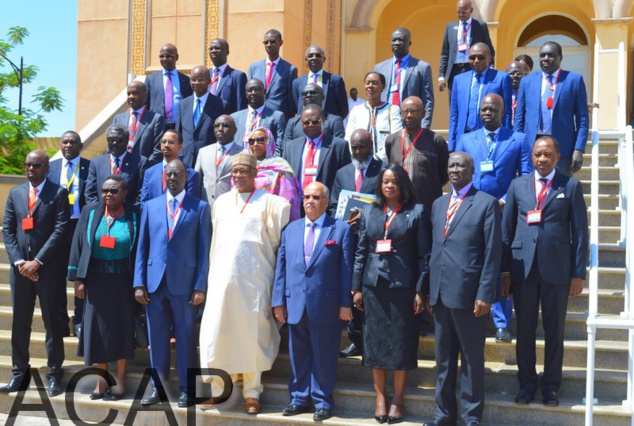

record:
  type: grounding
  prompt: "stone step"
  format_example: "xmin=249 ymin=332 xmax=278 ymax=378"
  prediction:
xmin=593 ymin=226 xmax=624 ymax=244
xmin=589 ymin=209 xmax=622 ymax=227
xmin=576 ymin=166 xmax=620 ymax=181
xmin=581 ymin=180 xmax=620 ymax=196
xmin=584 ymin=193 xmax=619 ymax=210
xmin=583 ymin=152 xmax=619 ymax=167
xmin=590 ymin=266 xmax=626 ymax=290
xmin=0 ymin=306 xmax=75 ymax=335
xmin=585 ymin=140 xmax=619 ymax=155
xmin=596 ymin=244 xmax=626 ymax=268
xmin=569 ymin=288 xmax=625 ymax=315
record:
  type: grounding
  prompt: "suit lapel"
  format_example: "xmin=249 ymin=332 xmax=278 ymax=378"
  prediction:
xmin=195 ymin=98 xmax=210 ymax=131
xmin=491 ymin=128 xmax=511 ymax=161
xmin=216 ymin=67 xmax=231 ymax=93
xmin=89 ymin=203 xmax=105 ymax=244
xmin=169 ymin=195 xmax=189 ymax=241
xmin=269 ymin=60 xmax=284 ymax=91
xmin=542 ymin=172 xmax=566 ymax=211
xmin=360 ymin=159 xmax=381 ymax=193
xmin=445 ymin=187 xmax=476 ymax=239
xmin=135 ymin=110 xmax=149 ymax=142
xmin=553 ymin=70 xmax=566 ymax=109
xmin=307 ymin=216 xmax=334 ymax=269
xmin=321 ymin=72 xmax=330 ymax=102
xmin=317 ymin=136 xmax=332 ymax=180
xmin=402 ymin=59 xmax=415 ymax=91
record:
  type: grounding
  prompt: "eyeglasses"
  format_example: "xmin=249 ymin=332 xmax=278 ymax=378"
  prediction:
xmin=24 ymin=162 xmax=43 ymax=169
xmin=102 ymin=188 xmax=120 ymax=195
xmin=263 ymin=40 xmax=278 ymax=45
xmin=248 ymin=137 xmax=267 ymax=145
xmin=469 ymin=55 xmax=486 ymax=61
xmin=301 ymin=90 xmax=319 ymax=96
xmin=213 ymin=123 xmax=232 ymax=128
xmin=303 ymin=195 xmax=323 ymax=201
xmin=401 ymin=108 xmax=422 ymax=116
xmin=231 ymin=168 xmax=253 ymax=176
xmin=306 ymin=53 xmax=323 ymax=59
xmin=160 ymin=139 xmax=178 ymax=145
xmin=301 ymin=119 xmax=321 ymax=126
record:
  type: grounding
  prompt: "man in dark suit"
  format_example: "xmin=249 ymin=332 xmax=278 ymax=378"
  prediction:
xmin=272 ymin=181 xmax=354 ymax=421
xmin=134 ymin=160 xmax=211 ymax=408
xmin=85 ymin=124 xmax=148 ymax=208
xmin=1 ymin=150 xmax=69 ymax=397
xmin=283 ymin=104 xmax=351 ymax=194
xmin=144 ymin=43 xmax=193 ymax=128
xmin=439 ymin=0 xmax=495 ymax=98
xmin=501 ymin=136 xmax=588 ymax=406
xmin=231 ymin=78 xmax=286 ymax=145
xmin=374 ymin=27 xmax=435 ymax=129
xmin=208 ymin=38 xmax=247 ymax=114
xmin=291 ymin=45 xmax=348 ymax=118
xmin=140 ymin=129 xmax=200 ymax=203
xmin=177 ymin=65 xmax=226 ymax=168
xmin=47 ymin=131 xmax=90 ymax=339
xmin=506 ymin=60 xmax=528 ymax=129
xmin=113 ymin=80 xmax=165 ymax=165
xmin=283 ymin=83 xmax=345 ymax=156
xmin=424 ymin=151 xmax=502 ymax=426
xmin=455 ymin=93 xmax=532 ymax=343
xmin=515 ymin=42 xmax=589 ymax=175
xmin=449 ymin=43 xmax=512 ymax=151
xmin=248 ymin=29 xmax=298 ymax=120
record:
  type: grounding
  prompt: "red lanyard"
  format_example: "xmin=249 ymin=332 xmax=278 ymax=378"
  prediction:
xmin=110 ymin=156 xmax=122 ymax=175
xmin=445 ymin=191 xmax=468 ymax=231
xmin=535 ymin=178 xmax=554 ymax=210
xmin=167 ymin=197 xmax=185 ymax=230
xmin=461 ymin=21 xmax=472 ymax=41
xmin=401 ymin=129 xmax=423 ymax=164
xmin=237 ymin=188 xmax=256 ymax=214
xmin=369 ymin=102 xmax=385 ymax=130
xmin=248 ymin=111 xmax=263 ymax=131
xmin=104 ymin=204 xmax=123 ymax=236
xmin=543 ymin=69 xmax=562 ymax=99
xmin=383 ymin=203 xmax=402 ymax=239
xmin=129 ymin=106 xmax=146 ymax=136
xmin=27 ymin=188 xmax=38 ymax=216
xmin=215 ymin=147 xmax=230 ymax=168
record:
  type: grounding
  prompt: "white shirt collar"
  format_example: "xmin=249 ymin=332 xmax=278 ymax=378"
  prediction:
xmin=29 ymin=179 xmax=47 ymax=194
xmin=452 ymin=182 xmax=473 ymax=198
xmin=63 ymin=156 xmax=79 ymax=167
xmin=535 ymin=169 xmax=556 ymax=182
xmin=248 ymin=104 xmax=265 ymax=115
xmin=110 ymin=152 xmax=127 ymax=163
xmin=305 ymin=212 xmax=327 ymax=228
xmin=194 ymin=92 xmax=209 ymax=105
xmin=212 ymin=64 xmax=228 ymax=75
xmin=167 ymin=189 xmax=186 ymax=204
xmin=266 ymin=57 xmax=281 ymax=66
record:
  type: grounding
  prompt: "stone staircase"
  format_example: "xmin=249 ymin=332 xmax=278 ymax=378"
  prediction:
xmin=0 ymin=138 xmax=629 ymax=425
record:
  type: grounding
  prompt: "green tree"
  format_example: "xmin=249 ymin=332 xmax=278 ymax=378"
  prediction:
xmin=0 ymin=26 xmax=64 ymax=174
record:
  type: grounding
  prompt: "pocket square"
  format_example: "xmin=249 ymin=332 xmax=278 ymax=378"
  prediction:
xmin=556 ymin=193 xmax=565 ymax=199
xmin=325 ymin=240 xmax=338 ymax=247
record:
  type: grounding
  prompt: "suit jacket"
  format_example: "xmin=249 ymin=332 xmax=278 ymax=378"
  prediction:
xmin=85 ymin=153 xmax=148 ymax=208
xmin=195 ymin=142 xmax=244 ymax=206
xmin=455 ymin=127 xmax=533 ymax=200
xmin=282 ymin=113 xmax=345 ymax=156
xmin=134 ymin=193 xmax=211 ymax=296
xmin=272 ymin=215 xmax=353 ymax=325
xmin=501 ymin=172 xmax=588 ymax=285
xmin=66 ymin=202 xmax=138 ymax=281
xmin=428 ymin=186 xmax=502 ymax=308
xmin=291 ymin=71 xmax=348 ymax=118
xmin=439 ymin=19 xmax=495 ymax=80
xmin=515 ymin=70 xmax=589 ymax=157
xmin=144 ymin=70 xmax=193 ymax=120
xmin=329 ymin=158 xmax=382 ymax=216
xmin=177 ymin=94 xmax=226 ymax=167
xmin=113 ymin=109 xmax=165 ymax=165
xmin=374 ymin=56 xmax=435 ymax=129
xmin=47 ymin=157 xmax=91 ymax=214
xmin=3 ymin=180 xmax=70 ymax=266
xmin=283 ymin=134 xmax=352 ymax=192
xmin=213 ymin=65 xmax=247 ymax=114
xmin=140 ymin=161 xmax=200 ymax=203
xmin=449 ymin=69 xmax=512 ymax=150
xmin=352 ymin=203 xmax=431 ymax=292
xmin=248 ymin=58 xmax=298 ymax=119
xmin=230 ymin=105 xmax=286 ymax=146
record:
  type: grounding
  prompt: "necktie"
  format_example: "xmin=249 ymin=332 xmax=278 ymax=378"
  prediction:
xmin=355 ymin=167 xmax=364 ymax=192
xmin=193 ymin=98 xmax=202 ymax=127
xmin=486 ymin=132 xmax=495 ymax=158
xmin=114 ymin=157 xmax=120 ymax=174
xmin=168 ymin=198 xmax=178 ymax=238
xmin=462 ymin=21 xmax=468 ymax=42
xmin=391 ymin=59 xmax=402 ymax=106
xmin=302 ymin=141 xmax=316 ymax=190
xmin=511 ymin=90 xmax=518 ymax=127
xmin=211 ymin=68 xmax=220 ymax=95
xmin=444 ymin=192 xmax=462 ymax=236
xmin=29 ymin=187 xmax=38 ymax=211
xmin=541 ymin=75 xmax=554 ymax=134
xmin=304 ymin=222 xmax=316 ymax=264
xmin=165 ymin=72 xmax=174 ymax=121
xmin=219 ymin=144 xmax=225 ymax=155
xmin=467 ymin=73 xmax=482 ymax=129
xmin=537 ymin=177 xmax=549 ymax=209
xmin=265 ymin=62 xmax=275 ymax=90
xmin=312 ymin=73 xmax=319 ymax=85
xmin=66 ymin=161 xmax=74 ymax=183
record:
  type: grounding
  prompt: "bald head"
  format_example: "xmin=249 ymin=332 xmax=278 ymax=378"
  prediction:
xmin=506 ymin=61 xmax=528 ymax=90
xmin=480 ymin=93 xmax=504 ymax=131
xmin=126 ymin=81 xmax=147 ymax=110
xmin=208 ymin=38 xmax=229 ymax=67
xmin=245 ymin=79 xmax=265 ymax=108
xmin=350 ymin=129 xmax=373 ymax=163
xmin=190 ymin=65 xmax=210 ymax=97
xmin=165 ymin=159 xmax=188 ymax=196
xmin=391 ymin=28 xmax=412 ymax=59
xmin=305 ymin=45 xmax=326 ymax=73
xmin=25 ymin=149 xmax=50 ymax=185
xmin=401 ymin=96 xmax=425 ymax=131
xmin=456 ymin=0 xmax=473 ymax=21
xmin=159 ymin=43 xmax=179 ymax=71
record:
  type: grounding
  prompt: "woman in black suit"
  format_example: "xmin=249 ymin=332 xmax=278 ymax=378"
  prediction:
xmin=352 ymin=164 xmax=432 ymax=424
xmin=68 ymin=175 xmax=139 ymax=400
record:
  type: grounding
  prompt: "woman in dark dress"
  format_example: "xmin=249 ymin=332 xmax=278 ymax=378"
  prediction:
xmin=352 ymin=164 xmax=432 ymax=424
xmin=68 ymin=175 xmax=138 ymax=400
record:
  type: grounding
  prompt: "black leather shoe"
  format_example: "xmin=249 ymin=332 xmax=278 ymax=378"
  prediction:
xmin=178 ymin=392 xmax=193 ymax=408
xmin=282 ymin=403 xmax=309 ymax=416
xmin=48 ymin=378 xmax=63 ymax=397
xmin=0 ymin=378 xmax=24 ymax=393
xmin=74 ymin=324 xmax=82 ymax=339
xmin=543 ymin=390 xmax=559 ymax=406
xmin=515 ymin=388 xmax=535 ymax=404
xmin=338 ymin=343 xmax=361 ymax=358
xmin=495 ymin=327 xmax=512 ymax=342
xmin=313 ymin=408 xmax=332 ymax=421
xmin=141 ymin=389 xmax=161 ymax=406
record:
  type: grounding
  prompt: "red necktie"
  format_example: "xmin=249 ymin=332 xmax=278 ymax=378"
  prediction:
xmin=355 ymin=168 xmax=364 ymax=192
xmin=265 ymin=62 xmax=275 ymax=90
xmin=537 ymin=178 xmax=549 ymax=209
xmin=302 ymin=141 xmax=316 ymax=190
xmin=28 ymin=187 xmax=38 ymax=211
xmin=391 ymin=59 xmax=402 ymax=106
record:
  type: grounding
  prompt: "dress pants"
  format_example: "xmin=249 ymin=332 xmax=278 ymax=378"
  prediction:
xmin=10 ymin=264 xmax=65 ymax=381
xmin=433 ymin=298 xmax=487 ymax=424
xmin=492 ymin=276 xmax=513 ymax=329
xmin=287 ymin=310 xmax=341 ymax=410
xmin=346 ymin=307 xmax=364 ymax=349
xmin=212 ymin=372 xmax=263 ymax=399
xmin=513 ymin=260 xmax=569 ymax=393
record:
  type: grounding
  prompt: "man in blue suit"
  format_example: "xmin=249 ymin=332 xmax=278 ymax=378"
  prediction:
xmin=144 ymin=43 xmax=193 ymax=128
xmin=455 ymin=93 xmax=532 ymax=343
xmin=208 ymin=38 xmax=247 ymax=114
xmin=140 ymin=129 xmax=200 ymax=203
xmin=177 ymin=65 xmax=226 ymax=168
xmin=272 ymin=181 xmax=354 ymax=421
xmin=231 ymin=79 xmax=286 ymax=145
xmin=248 ymin=29 xmax=298 ymax=120
xmin=374 ymin=27 xmax=435 ymax=129
xmin=449 ymin=43 xmax=512 ymax=151
xmin=515 ymin=41 xmax=589 ymax=175
xmin=291 ymin=45 xmax=348 ymax=118
xmin=134 ymin=159 xmax=211 ymax=408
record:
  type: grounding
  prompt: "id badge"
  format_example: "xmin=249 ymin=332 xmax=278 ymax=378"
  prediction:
xmin=376 ymin=239 xmax=392 ymax=253
xmin=546 ymin=97 xmax=554 ymax=108
xmin=305 ymin=166 xmax=317 ymax=176
xmin=526 ymin=210 xmax=542 ymax=224
xmin=99 ymin=235 xmax=116 ymax=249
xmin=68 ymin=194 xmax=76 ymax=205
xmin=480 ymin=160 xmax=494 ymax=173
xmin=458 ymin=42 xmax=468 ymax=52
xmin=390 ymin=84 xmax=399 ymax=92
xmin=22 ymin=217 xmax=34 ymax=231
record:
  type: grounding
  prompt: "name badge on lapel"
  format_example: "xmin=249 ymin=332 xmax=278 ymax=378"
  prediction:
xmin=22 ymin=217 xmax=34 ymax=231
xmin=526 ymin=210 xmax=542 ymax=224
xmin=376 ymin=239 xmax=392 ymax=253
xmin=480 ymin=161 xmax=494 ymax=173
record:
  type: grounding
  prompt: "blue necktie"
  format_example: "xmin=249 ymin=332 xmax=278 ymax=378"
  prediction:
xmin=467 ymin=73 xmax=482 ymax=129
xmin=168 ymin=198 xmax=178 ymax=237
xmin=193 ymin=98 xmax=202 ymax=127
xmin=541 ymin=75 xmax=554 ymax=134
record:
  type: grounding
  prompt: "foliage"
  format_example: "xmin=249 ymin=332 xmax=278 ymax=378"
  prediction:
xmin=0 ymin=26 xmax=64 ymax=175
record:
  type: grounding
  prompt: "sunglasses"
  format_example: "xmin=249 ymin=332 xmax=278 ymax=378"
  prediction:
xmin=24 ymin=162 xmax=43 ymax=169
xmin=248 ymin=137 xmax=267 ymax=145
xmin=102 ymin=188 xmax=120 ymax=195
xmin=301 ymin=119 xmax=321 ymax=126
xmin=160 ymin=139 xmax=178 ymax=145
xmin=301 ymin=90 xmax=319 ymax=96
xmin=263 ymin=40 xmax=278 ymax=45
xmin=303 ymin=195 xmax=323 ymax=201
xmin=469 ymin=55 xmax=486 ymax=61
